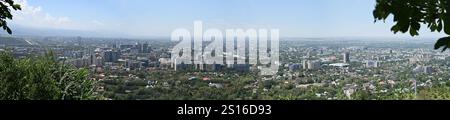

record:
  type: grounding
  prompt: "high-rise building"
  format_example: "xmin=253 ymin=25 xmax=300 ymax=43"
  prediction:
xmin=343 ymin=52 xmax=350 ymax=63
xmin=307 ymin=60 xmax=321 ymax=70
xmin=104 ymin=50 xmax=119 ymax=62
xmin=365 ymin=61 xmax=380 ymax=68
xmin=211 ymin=64 xmax=222 ymax=71
xmin=120 ymin=44 xmax=134 ymax=50
xmin=196 ymin=64 xmax=205 ymax=71
xmin=94 ymin=56 xmax=103 ymax=67
xmin=413 ymin=66 xmax=433 ymax=74
xmin=82 ymin=56 xmax=91 ymax=67
xmin=233 ymin=64 xmax=250 ymax=72
xmin=173 ymin=59 xmax=188 ymax=71
xmin=87 ymin=54 xmax=94 ymax=66
xmin=70 ymin=58 xmax=84 ymax=68
xmin=143 ymin=43 xmax=150 ymax=53
xmin=424 ymin=66 xmax=433 ymax=74
xmin=302 ymin=60 xmax=308 ymax=70
xmin=112 ymin=43 xmax=117 ymax=49
xmin=289 ymin=64 xmax=300 ymax=71
xmin=413 ymin=66 xmax=424 ymax=73
xmin=137 ymin=43 xmax=150 ymax=53
xmin=125 ymin=59 xmax=143 ymax=70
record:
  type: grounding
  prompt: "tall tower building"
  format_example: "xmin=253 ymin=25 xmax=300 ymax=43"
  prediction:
xmin=302 ymin=60 xmax=308 ymax=70
xmin=343 ymin=52 xmax=350 ymax=63
xmin=143 ymin=43 xmax=149 ymax=53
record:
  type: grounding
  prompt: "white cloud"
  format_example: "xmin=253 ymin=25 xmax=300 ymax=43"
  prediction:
xmin=9 ymin=0 xmax=117 ymax=35
xmin=91 ymin=20 xmax=104 ymax=26
xmin=11 ymin=0 xmax=77 ymax=29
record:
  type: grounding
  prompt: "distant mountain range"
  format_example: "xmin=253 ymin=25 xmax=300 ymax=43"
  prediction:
xmin=0 ymin=24 xmax=131 ymax=38
xmin=0 ymin=24 xmax=442 ymax=41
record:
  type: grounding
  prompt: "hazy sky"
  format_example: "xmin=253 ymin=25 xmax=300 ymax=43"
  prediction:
xmin=9 ymin=0 xmax=447 ymax=38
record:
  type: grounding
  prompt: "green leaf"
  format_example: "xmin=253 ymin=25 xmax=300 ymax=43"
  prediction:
xmin=6 ymin=27 xmax=11 ymax=34
xmin=437 ymin=20 xmax=443 ymax=32
xmin=13 ymin=4 xmax=21 ymax=10
xmin=430 ymin=23 xmax=437 ymax=32
xmin=445 ymin=20 xmax=450 ymax=35
xmin=410 ymin=22 xmax=420 ymax=36
xmin=391 ymin=23 xmax=400 ymax=34
xmin=434 ymin=36 xmax=450 ymax=52
xmin=410 ymin=28 xmax=419 ymax=36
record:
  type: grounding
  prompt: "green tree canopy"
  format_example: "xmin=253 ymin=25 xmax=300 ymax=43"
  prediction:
xmin=0 ymin=52 xmax=99 ymax=100
xmin=373 ymin=0 xmax=450 ymax=51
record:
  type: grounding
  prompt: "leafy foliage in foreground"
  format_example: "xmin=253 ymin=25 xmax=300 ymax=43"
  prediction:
xmin=373 ymin=0 xmax=450 ymax=51
xmin=0 ymin=52 xmax=98 ymax=100
xmin=0 ymin=0 xmax=21 ymax=34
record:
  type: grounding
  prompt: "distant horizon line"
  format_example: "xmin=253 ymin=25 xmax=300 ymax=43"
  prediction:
xmin=1 ymin=34 xmax=442 ymax=40
xmin=3 ymin=23 xmax=445 ymax=41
